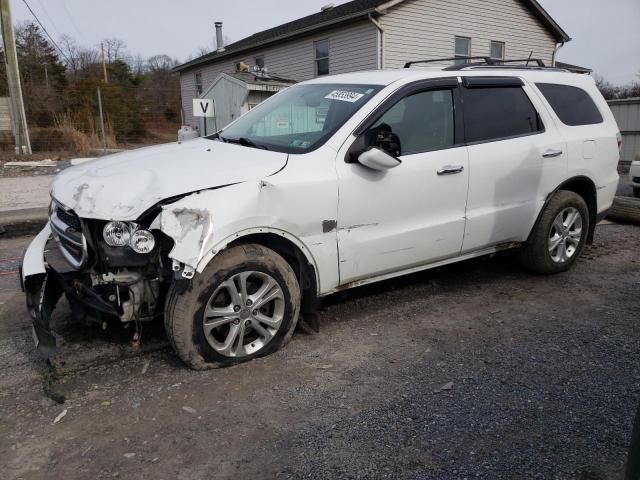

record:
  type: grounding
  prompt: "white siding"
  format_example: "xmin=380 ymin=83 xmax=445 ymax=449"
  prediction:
xmin=380 ymin=0 xmax=557 ymax=69
xmin=180 ymin=21 xmax=378 ymax=127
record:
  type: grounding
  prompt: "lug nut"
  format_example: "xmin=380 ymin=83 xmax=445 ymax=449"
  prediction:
xmin=233 ymin=319 xmax=240 ymax=325
xmin=233 ymin=305 xmax=241 ymax=312
xmin=246 ymin=300 xmax=253 ymax=306
xmin=252 ymin=310 xmax=258 ymax=316
xmin=245 ymin=320 xmax=251 ymax=325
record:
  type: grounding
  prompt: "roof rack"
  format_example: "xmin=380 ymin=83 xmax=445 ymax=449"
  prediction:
xmin=403 ymin=56 xmax=565 ymax=71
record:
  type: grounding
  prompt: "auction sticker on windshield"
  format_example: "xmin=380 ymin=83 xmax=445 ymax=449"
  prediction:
xmin=325 ymin=90 xmax=365 ymax=103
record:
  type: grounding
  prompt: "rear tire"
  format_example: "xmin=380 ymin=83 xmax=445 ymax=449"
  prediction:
xmin=164 ymin=244 xmax=301 ymax=370
xmin=519 ymin=190 xmax=590 ymax=274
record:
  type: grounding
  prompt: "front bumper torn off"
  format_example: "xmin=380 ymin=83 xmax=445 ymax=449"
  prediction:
xmin=21 ymin=224 xmax=62 ymax=359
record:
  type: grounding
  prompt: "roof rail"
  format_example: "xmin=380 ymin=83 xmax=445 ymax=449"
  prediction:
xmin=404 ymin=56 xmax=555 ymax=70
xmin=404 ymin=56 xmax=492 ymax=68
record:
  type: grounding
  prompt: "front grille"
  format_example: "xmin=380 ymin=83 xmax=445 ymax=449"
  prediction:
xmin=55 ymin=206 xmax=81 ymax=230
xmin=49 ymin=199 xmax=87 ymax=269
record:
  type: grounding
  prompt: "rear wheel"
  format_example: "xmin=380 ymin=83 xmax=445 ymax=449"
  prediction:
xmin=165 ymin=244 xmax=301 ymax=369
xmin=519 ymin=190 xmax=590 ymax=274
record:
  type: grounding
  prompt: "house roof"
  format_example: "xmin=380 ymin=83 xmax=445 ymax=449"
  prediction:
xmin=173 ymin=0 xmax=570 ymax=73
xmin=555 ymin=61 xmax=592 ymax=74
xmin=226 ymin=71 xmax=298 ymax=88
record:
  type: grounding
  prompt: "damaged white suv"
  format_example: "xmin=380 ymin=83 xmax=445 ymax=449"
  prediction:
xmin=21 ymin=63 xmax=620 ymax=369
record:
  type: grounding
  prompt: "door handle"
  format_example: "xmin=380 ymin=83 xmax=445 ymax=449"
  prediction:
xmin=542 ymin=149 xmax=563 ymax=158
xmin=437 ymin=165 xmax=464 ymax=175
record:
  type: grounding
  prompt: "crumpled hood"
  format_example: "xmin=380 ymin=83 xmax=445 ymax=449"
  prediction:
xmin=51 ymin=138 xmax=288 ymax=220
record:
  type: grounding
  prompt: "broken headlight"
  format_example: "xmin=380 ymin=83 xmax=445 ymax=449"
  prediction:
xmin=103 ymin=221 xmax=155 ymax=253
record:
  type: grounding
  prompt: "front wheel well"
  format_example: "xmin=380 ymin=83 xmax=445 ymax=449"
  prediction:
xmin=227 ymin=233 xmax=320 ymax=313
xmin=552 ymin=177 xmax=598 ymax=244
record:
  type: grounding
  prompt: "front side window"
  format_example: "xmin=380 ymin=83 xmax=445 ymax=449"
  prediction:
xmin=463 ymin=87 xmax=543 ymax=143
xmin=454 ymin=36 xmax=471 ymax=65
xmin=195 ymin=72 xmax=203 ymax=96
xmin=219 ymin=83 xmax=382 ymax=153
xmin=368 ymin=89 xmax=455 ymax=156
xmin=315 ymin=39 xmax=329 ymax=76
xmin=536 ymin=83 xmax=603 ymax=126
xmin=490 ymin=41 xmax=505 ymax=60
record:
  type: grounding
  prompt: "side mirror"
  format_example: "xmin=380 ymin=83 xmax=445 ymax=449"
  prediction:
xmin=357 ymin=147 xmax=402 ymax=171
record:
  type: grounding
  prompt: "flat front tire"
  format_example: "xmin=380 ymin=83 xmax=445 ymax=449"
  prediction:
xmin=165 ymin=244 xmax=301 ymax=370
xmin=519 ymin=190 xmax=590 ymax=274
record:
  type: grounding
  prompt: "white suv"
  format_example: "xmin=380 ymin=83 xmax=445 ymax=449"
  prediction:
xmin=21 ymin=64 xmax=620 ymax=369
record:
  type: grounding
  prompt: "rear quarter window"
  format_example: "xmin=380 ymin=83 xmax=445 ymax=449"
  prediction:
xmin=536 ymin=83 xmax=603 ymax=126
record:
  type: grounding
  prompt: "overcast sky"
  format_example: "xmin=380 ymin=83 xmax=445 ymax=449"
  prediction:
xmin=9 ymin=0 xmax=640 ymax=85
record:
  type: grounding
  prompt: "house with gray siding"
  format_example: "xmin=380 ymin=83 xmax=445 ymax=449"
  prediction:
xmin=173 ymin=0 xmax=570 ymax=130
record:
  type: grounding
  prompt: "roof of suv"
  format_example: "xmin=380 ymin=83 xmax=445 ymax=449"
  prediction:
xmin=304 ymin=67 xmax=593 ymax=87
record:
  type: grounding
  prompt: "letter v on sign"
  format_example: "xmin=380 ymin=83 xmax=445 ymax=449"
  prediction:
xmin=193 ymin=98 xmax=215 ymax=117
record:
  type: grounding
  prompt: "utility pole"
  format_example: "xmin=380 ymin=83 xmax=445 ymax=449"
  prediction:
xmin=0 ymin=0 xmax=31 ymax=154
xmin=101 ymin=41 xmax=108 ymax=83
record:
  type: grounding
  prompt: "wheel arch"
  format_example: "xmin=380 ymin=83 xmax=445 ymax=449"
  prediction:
xmin=197 ymin=228 xmax=321 ymax=312
xmin=531 ymin=176 xmax=598 ymax=244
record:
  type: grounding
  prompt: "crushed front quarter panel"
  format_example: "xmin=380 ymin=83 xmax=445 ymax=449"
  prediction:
xmin=158 ymin=145 xmax=341 ymax=294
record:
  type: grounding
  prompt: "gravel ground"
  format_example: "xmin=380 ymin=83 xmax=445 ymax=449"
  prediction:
xmin=0 ymin=223 xmax=639 ymax=480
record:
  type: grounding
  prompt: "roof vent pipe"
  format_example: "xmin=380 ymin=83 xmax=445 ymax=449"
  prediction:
xmin=215 ymin=22 xmax=224 ymax=52
xmin=321 ymin=3 xmax=335 ymax=12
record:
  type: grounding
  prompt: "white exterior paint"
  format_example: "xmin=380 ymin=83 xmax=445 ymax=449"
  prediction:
xmin=24 ymin=68 xmax=620 ymax=301
xmin=50 ymin=139 xmax=288 ymax=220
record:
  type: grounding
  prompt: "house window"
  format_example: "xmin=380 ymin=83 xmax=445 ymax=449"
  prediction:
xmin=490 ymin=41 xmax=505 ymax=61
xmin=255 ymin=56 xmax=265 ymax=69
xmin=454 ymin=36 xmax=471 ymax=65
xmin=195 ymin=72 xmax=203 ymax=96
xmin=314 ymin=39 xmax=329 ymax=76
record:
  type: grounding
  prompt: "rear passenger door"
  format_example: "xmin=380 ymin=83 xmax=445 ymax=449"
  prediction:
xmin=460 ymin=76 xmax=567 ymax=253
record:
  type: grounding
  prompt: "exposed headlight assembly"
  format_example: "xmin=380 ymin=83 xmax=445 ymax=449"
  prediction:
xmin=130 ymin=229 xmax=156 ymax=254
xmin=103 ymin=221 xmax=155 ymax=253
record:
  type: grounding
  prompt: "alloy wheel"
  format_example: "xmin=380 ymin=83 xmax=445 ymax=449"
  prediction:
xmin=548 ymin=207 xmax=583 ymax=263
xmin=202 ymin=271 xmax=285 ymax=357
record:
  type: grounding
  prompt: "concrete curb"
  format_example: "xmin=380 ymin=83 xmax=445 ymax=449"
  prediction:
xmin=0 ymin=207 xmax=48 ymax=237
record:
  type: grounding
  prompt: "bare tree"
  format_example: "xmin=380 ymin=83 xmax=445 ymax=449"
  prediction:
xmin=147 ymin=54 xmax=178 ymax=73
xmin=102 ymin=37 xmax=127 ymax=64
xmin=594 ymin=75 xmax=619 ymax=100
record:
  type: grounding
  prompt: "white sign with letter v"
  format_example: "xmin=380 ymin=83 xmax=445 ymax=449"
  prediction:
xmin=193 ymin=98 xmax=215 ymax=117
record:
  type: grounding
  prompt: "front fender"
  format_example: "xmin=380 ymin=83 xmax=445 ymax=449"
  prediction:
xmin=158 ymin=181 xmax=338 ymax=294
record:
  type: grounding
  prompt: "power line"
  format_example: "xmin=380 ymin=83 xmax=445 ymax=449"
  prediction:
xmin=20 ymin=0 xmax=71 ymax=64
xmin=59 ymin=0 xmax=84 ymax=41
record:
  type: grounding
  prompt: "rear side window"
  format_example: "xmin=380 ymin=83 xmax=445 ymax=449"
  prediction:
xmin=536 ymin=83 xmax=603 ymax=126
xmin=463 ymin=87 xmax=543 ymax=143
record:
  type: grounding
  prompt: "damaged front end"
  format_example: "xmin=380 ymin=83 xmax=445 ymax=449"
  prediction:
xmin=22 ymin=200 xmax=174 ymax=359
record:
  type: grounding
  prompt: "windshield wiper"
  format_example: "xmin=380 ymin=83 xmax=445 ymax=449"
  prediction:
xmin=221 ymin=136 xmax=269 ymax=150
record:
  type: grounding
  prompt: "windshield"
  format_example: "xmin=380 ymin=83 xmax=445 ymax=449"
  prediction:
xmin=216 ymin=83 xmax=383 ymax=153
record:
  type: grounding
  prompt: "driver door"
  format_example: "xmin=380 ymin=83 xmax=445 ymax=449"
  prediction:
xmin=335 ymin=80 xmax=469 ymax=284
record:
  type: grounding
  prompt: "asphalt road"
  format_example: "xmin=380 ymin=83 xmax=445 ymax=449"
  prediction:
xmin=1 ymin=223 xmax=639 ymax=480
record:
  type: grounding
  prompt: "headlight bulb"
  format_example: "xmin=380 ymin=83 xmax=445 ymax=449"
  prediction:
xmin=130 ymin=229 xmax=156 ymax=254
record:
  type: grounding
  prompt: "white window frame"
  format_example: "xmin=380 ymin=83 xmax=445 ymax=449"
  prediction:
xmin=194 ymin=72 xmax=203 ymax=97
xmin=454 ymin=36 xmax=471 ymax=65
xmin=490 ymin=40 xmax=505 ymax=61
xmin=314 ymin=38 xmax=329 ymax=77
